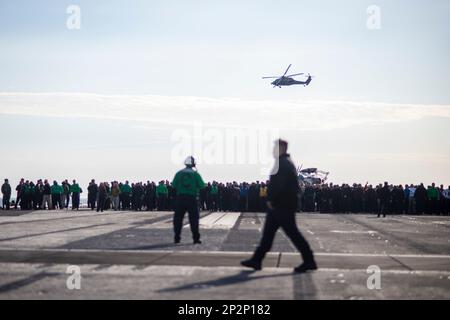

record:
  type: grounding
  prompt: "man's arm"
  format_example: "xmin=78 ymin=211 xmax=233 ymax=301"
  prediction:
xmin=267 ymin=166 xmax=287 ymax=204
xmin=172 ymin=173 xmax=180 ymax=191
xmin=195 ymin=172 xmax=205 ymax=190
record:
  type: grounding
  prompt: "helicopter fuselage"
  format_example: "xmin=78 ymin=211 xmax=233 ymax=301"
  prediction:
xmin=271 ymin=76 xmax=312 ymax=87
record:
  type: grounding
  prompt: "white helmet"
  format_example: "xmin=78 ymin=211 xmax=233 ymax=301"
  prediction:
xmin=184 ymin=156 xmax=196 ymax=167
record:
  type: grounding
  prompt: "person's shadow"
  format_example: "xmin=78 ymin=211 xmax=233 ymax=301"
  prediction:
xmin=158 ymin=270 xmax=296 ymax=293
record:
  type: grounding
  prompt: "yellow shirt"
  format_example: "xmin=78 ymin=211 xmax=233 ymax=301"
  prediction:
xmin=259 ymin=187 xmax=267 ymax=198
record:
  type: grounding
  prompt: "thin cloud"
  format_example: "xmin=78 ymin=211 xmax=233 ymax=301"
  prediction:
xmin=0 ymin=92 xmax=449 ymax=131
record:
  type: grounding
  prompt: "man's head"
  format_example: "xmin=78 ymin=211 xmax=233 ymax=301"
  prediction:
xmin=184 ymin=156 xmax=196 ymax=168
xmin=273 ymin=139 xmax=288 ymax=158
xmin=4 ymin=179 xmax=8 ymax=183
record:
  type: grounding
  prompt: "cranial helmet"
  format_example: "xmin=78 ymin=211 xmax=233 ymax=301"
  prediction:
xmin=184 ymin=156 xmax=196 ymax=167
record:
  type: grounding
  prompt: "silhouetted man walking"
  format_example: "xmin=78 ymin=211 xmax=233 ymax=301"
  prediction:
xmin=241 ymin=139 xmax=317 ymax=273
xmin=378 ymin=182 xmax=391 ymax=218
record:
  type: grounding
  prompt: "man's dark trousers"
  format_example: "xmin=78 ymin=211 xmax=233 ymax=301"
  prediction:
xmin=72 ymin=193 xmax=80 ymax=209
xmin=252 ymin=208 xmax=314 ymax=263
xmin=174 ymin=194 xmax=200 ymax=242
xmin=2 ymin=195 xmax=10 ymax=210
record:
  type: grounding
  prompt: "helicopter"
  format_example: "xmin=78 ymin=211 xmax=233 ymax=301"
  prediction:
xmin=262 ymin=64 xmax=314 ymax=88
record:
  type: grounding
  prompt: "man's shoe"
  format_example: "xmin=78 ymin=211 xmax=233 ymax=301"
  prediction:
xmin=294 ymin=260 xmax=318 ymax=274
xmin=174 ymin=238 xmax=180 ymax=244
xmin=240 ymin=259 xmax=262 ymax=271
xmin=193 ymin=240 xmax=202 ymax=244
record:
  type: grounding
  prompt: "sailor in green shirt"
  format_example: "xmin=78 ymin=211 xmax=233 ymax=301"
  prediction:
xmin=29 ymin=182 xmax=36 ymax=210
xmin=427 ymin=183 xmax=439 ymax=214
xmin=172 ymin=156 xmax=205 ymax=244
xmin=70 ymin=180 xmax=82 ymax=210
xmin=210 ymin=182 xmax=219 ymax=211
xmin=121 ymin=182 xmax=132 ymax=194
xmin=120 ymin=181 xmax=132 ymax=210
xmin=156 ymin=181 xmax=169 ymax=211
xmin=51 ymin=181 xmax=64 ymax=210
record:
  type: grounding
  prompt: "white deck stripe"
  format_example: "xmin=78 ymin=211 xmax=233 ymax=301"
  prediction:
xmin=146 ymin=250 xmax=450 ymax=259
xmin=330 ymin=230 xmax=377 ymax=234
xmin=212 ymin=212 xmax=241 ymax=229
xmin=194 ymin=212 xmax=241 ymax=229
xmin=197 ymin=212 xmax=227 ymax=227
xmin=6 ymin=247 xmax=446 ymax=259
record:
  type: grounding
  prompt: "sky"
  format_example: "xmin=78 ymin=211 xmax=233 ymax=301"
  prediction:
xmin=0 ymin=0 xmax=449 ymax=189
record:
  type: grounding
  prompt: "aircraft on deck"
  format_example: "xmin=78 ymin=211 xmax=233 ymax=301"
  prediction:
xmin=298 ymin=167 xmax=329 ymax=186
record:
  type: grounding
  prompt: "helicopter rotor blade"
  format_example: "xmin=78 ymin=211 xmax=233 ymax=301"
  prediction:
xmin=282 ymin=64 xmax=292 ymax=77
xmin=286 ymin=73 xmax=304 ymax=77
xmin=262 ymin=76 xmax=280 ymax=79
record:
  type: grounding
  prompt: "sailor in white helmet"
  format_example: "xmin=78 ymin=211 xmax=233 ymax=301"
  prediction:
xmin=171 ymin=156 xmax=205 ymax=244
